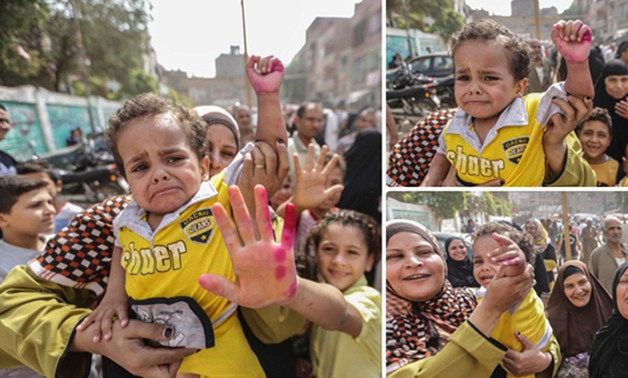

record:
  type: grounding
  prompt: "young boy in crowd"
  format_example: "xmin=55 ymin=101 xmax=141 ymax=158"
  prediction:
xmin=16 ymin=160 xmax=84 ymax=232
xmin=0 ymin=175 xmax=56 ymax=378
xmin=0 ymin=176 xmax=56 ymax=279
xmin=424 ymin=19 xmax=595 ymax=186
xmin=472 ymin=222 xmax=555 ymax=378
xmin=576 ymin=107 xmax=618 ymax=186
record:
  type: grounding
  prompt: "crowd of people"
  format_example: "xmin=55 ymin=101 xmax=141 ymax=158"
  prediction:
xmin=0 ymin=54 xmax=383 ymax=378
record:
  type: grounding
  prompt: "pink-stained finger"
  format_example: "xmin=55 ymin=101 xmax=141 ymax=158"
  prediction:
xmin=254 ymin=185 xmax=274 ymax=242
xmin=211 ymin=202 xmax=243 ymax=253
xmin=281 ymin=202 xmax=296 ymax=252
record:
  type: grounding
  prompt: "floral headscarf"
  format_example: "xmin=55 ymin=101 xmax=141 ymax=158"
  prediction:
xmin=386 ymin=220 xmax=477 ymax=373
xmin=525 ymin=218 xmax=550 ymax=254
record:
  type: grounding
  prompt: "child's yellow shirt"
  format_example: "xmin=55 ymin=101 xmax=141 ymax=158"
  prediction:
xmin=438 ymin=94 xmax=545 ymax=186
xmin=477 ymin=289 xmax=553 ymax=378
xmin=114 ymin=176 xmax=263 ymax=377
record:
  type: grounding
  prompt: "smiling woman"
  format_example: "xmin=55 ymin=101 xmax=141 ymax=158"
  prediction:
xmin=546 ymin=261 xmax=612 ymax=377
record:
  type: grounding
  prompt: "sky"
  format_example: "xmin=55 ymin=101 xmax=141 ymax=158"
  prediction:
xmin=465 ymin=0 xmax=575 ymax=16
xmin=148 ymin=0 xmax=360 ymax=78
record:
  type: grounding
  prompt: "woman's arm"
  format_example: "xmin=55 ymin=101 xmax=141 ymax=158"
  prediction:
xmin=0 ymin=266 xmax=194 ymax=378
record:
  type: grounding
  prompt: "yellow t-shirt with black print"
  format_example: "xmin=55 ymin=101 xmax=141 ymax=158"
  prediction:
xmin=114 ymin=175 xmax=264 ymax=377
xmin=437 ymin=94 xmax=545 ymax=186
xmin=477 ymin=289 xmax=553 ymax=378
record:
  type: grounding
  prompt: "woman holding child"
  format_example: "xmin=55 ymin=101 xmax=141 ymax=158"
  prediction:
xmin=386 ymin=219 xmax=560 ymax=377
xmin=546 ymin=261 xmax=613 ymax=377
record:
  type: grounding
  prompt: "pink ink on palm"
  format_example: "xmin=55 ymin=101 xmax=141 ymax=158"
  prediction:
xmin=275 ymin=265 xmax=286 ymax=279
xmin=274 ymin=246 xmax=287 ymax=262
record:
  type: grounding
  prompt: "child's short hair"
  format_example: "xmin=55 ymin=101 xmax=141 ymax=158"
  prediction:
xmin=16 ymin=160 xmax=61 ymax=183
xmin=106 ymin=93 xmax=207 ymax=177
xmin=449 ymin=19 xmax=531 ymax=81
xmin=0 ymin=175 xmax=48 ymax=214
xmin=576 ymin=107 xmax=613 ymax=137
xmin=472 ymin=221 xmax=536 ymax=265
xmin=301 ymin=209 xmax=381 ymax=279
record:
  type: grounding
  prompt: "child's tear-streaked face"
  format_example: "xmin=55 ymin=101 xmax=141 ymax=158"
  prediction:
xmin=453 ymin=40 xmax=527 ymax=129
xmin=117 ymin=114 xmax=207 ymax=225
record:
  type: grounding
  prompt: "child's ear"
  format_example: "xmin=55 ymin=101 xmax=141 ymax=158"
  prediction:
xmin=0 ymin=213 xmax=8 ymax=229
xmin=365 ymin=254 xmax=375 ymax=272
xmin=515 ymin=77 xmax=528 ymax=96
xmin=200 ymin=156 xmax=210 ymax=180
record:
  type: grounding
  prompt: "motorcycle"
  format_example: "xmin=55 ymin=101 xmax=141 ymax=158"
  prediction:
xmin=431 ymin=74 xmax=456 ymax=109
xmin=39 ymin=133 xmax=129 ymax=206
xmin=386 ymin=62 xmax=443 ymax=127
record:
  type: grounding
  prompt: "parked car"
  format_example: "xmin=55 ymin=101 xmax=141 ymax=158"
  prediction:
xmin=432 ymin=231 xmax=474 ymax=260
xmin=407 ymin=52 xmax=454 ymax=78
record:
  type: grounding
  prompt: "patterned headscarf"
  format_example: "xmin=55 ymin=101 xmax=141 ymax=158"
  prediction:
xmin=525 ymin=218 xmax=550 ymax=254
xmin=28 ymin=195 xmax=133 ymax=297
xmin=385 ymin=220 xmax=477 ymax=373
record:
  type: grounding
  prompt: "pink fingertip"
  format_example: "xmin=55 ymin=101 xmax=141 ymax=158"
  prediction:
xmin=282 ymin=203 xmax=296 ymax=247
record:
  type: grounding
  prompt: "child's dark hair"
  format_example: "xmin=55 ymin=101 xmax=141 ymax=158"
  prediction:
xmin=106 ymin=93 xmax=207 ymax=178
xmin=576 ymin=107 xmax=613 ymax=137
xmin=16 ymin=160 xmax=61 ymax=183
xmin=449 ymin=19 xmax=531 ymax=81
xmin=0 ymin=175 xmax=48 ymax=214
xmin=300 ymin=209 xmax=381 ymax=280
xmin=472 ymin=221 xmax=536 ymax=265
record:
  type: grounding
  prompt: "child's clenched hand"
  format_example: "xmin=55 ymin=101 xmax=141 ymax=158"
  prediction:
xmin=551 ymin=19 xmax=592 ymax=63
xmin=246 ymin=55 xmax=284 ymax=94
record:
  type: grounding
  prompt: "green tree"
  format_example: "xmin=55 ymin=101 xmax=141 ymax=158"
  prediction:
xmin=0 ymin=0 xmax=152 ymax=95
xmin=119 ymin=69 xmax=158 ymax=97
xmin=0 ymin=1 xmax=50 ymax=85
xmin=386 ymin=0 xmax=463 ymax=41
